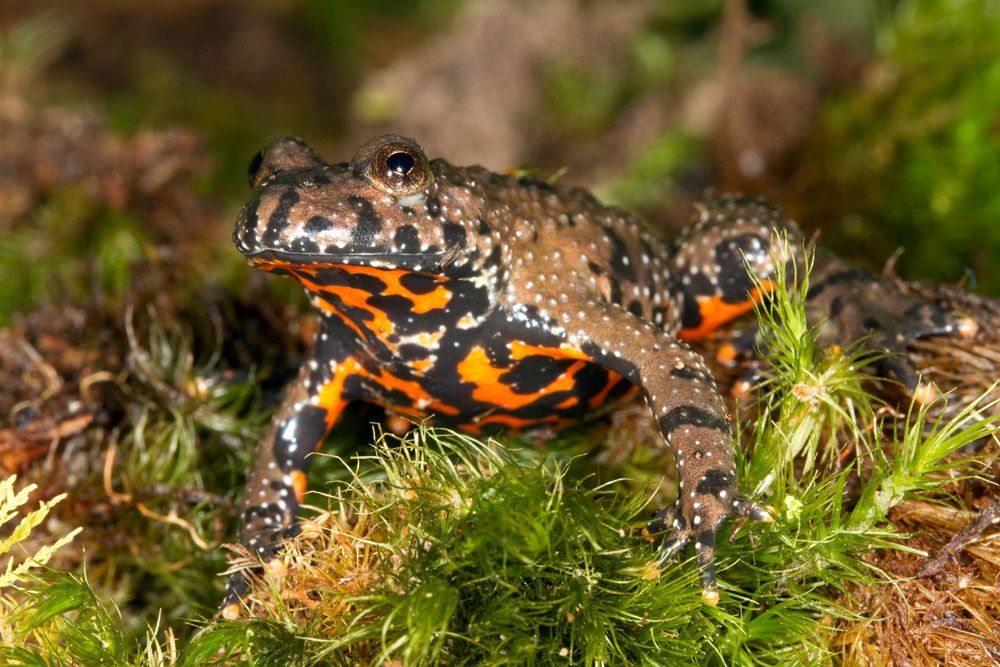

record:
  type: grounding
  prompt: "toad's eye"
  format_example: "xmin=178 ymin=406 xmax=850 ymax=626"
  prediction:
xmin=362 ymin=140 xmax=432 ymax=196
xmin=247 ymin=149 xmax=265 ymax=188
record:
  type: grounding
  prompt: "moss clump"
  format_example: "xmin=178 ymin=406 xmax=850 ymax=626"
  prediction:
xmin=802 ymin=0 xmax=1000 ymax=293
xmin=220 ymin=427 xmax=716 ymax=665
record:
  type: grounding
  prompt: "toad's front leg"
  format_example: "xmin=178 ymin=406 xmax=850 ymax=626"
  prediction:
xmin=566 ymin=297 xmax=766 ymax=604
xmin=221 ymin=331 xmax=359 ymax=619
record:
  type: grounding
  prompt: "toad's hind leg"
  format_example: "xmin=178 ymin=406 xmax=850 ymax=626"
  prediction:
xmin=670 ymin=195 xmax=803 ymax=342
xmin=671 ymin=194 xmax=976 ymax=393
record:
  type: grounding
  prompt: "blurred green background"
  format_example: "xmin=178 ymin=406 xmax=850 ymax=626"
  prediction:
xmin=1 ymin=0 xmax=997 ymax=328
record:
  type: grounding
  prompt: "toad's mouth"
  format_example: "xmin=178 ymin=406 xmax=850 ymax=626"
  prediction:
xmin=245 ymin=248 xmax=449 ymax=273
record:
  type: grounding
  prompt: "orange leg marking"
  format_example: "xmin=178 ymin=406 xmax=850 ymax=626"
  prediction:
xmin=715 ymin=342 xmax=741 ymax=366
xmin=291 ymin=470 xmax=308 ymax=504
xmin=587 ymin=373 xmax=629 ymax=409
xmin=315 ymin=365 xmax=352 ymax=431
xmin=678 ymin=281 xmax=775 ymax=341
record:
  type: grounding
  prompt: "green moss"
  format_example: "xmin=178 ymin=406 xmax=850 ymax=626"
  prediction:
xmin=0 ymin=190 xmax=150 ymax=323
xmin=807 ymin=0 xmax=1000 ymax=293
xmin=215 ymin=427 xmax=716 ymax=665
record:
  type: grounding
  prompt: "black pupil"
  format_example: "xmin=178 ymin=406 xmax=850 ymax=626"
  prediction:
xmin=386 ymin=151 xmax=415 ymax=176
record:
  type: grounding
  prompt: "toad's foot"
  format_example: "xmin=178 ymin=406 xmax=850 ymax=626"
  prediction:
xmin=650 ymin=497 xmax=771 ymax=605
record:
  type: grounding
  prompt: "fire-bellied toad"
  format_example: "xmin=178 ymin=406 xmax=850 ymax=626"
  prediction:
xmin=223 ymin=134 xmax=973 ymax=617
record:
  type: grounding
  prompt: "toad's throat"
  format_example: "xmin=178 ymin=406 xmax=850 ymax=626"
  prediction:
xmin=268 ymin=262 xmax=457 ymax=346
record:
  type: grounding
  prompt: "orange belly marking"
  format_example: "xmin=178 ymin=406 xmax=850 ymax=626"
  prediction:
xmin=456 ymin=344 xmax=589 ymax=412
xmin=318 ymin=357 xmax=460 ymax=419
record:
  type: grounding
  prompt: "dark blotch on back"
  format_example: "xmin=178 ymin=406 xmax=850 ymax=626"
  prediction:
xmin=902 ymin=301 xmax=949 ymax=332
xmin=238 ymin=199 xmax=261 ymax=250
xmin=678 ymin=272 xmax=715 ymax=329
xmin=276 ymin=405 xmax=329 ymax=467
xmin=715 ymin=234 xmax=764 ymax=304
xmin=443 ymin=222 xmax=467 ymax=250
xmin=583 ymin=342 xmax=641 ymax=384
xmin=394 ymin=225 xmax=421 ymax=251
xmin=288 ymin=238 xmax=319 ymax=254
xmin=669 ymin=366 xmax=715 ymax=385
xmin=348 ymin=195 xmax=382 ymax=246
xmin=426 ymin=195 xmax=442 ymax=218
xmin=829 ymin=295 xmax=844 ymax=318
xmin=863 ymin=317 xmax=882 ymax=332
xmin=609 ymin=277 xmax=623 ymax=306
xmin=304 ymin=215 xmax=332 ymax=235
xmin=262 ymin=190 xmax=300 ymax=247
xmin=639 ymin=237 xmax=655 ymax=263
xmin=607 ymin=230 xmax=636 ymax=283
